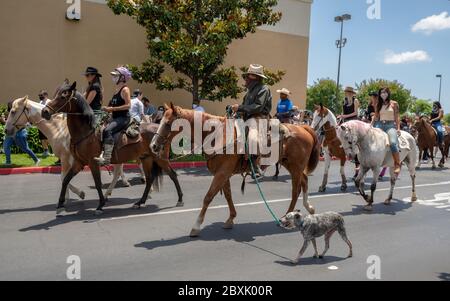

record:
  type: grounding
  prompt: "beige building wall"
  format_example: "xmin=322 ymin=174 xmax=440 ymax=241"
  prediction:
xmin=0 ymin=0 xmax=311 ymax=115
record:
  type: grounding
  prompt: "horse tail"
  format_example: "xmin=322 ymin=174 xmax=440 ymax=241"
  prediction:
xmin=151 ymin=161 xmax=164 ymax=192
xmin=303 ymin=125 xmax=321 ymax=175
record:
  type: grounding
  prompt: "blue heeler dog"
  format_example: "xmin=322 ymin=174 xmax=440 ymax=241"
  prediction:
xmin=279 ymin=210 xmax=353 ymax=265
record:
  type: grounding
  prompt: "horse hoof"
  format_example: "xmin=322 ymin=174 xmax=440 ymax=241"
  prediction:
xmin=79 ymin=191 xmax=85 ymax=200
xmin=363 ymin=195 xmax=369 ymax=202
xmin=122 ymin=182 xmax=131 ymax=187
xmin=132 ymin=203 xmax=142 ymax=209
xmin=384 ymin=199 xmax=391 ymax=206
xmin=223 ymin=222 xmax=234 ymax=229
xmin=318 ymin=186 xmax=326 ymax=193
xmin=363 ymin=205 xmax=373 ymax=212
xmin=94 ymin=210 xmax=104 ymax=216
xmin=340 ymin=185 xmax=347 ymax=192
xmin=411 ymin=196 xmax=418 ymax=202
xmin=176 ymin=202 xmax=184 ymax=207
xmin=190 ymin=229 xmax=201 ymax=237
xmin=308 ymin=207 xmax=315 ymax=215
xmin=140 ymin=178 xmax=146 ymax=184
xmin=56 ymin=207 xmax=66 ymax=215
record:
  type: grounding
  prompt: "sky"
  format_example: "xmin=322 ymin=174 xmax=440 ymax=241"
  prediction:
xmin=307 ymin=0 xmax=450 ymax=112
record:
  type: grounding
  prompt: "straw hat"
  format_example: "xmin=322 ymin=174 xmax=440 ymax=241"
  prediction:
xmin=276 ymin=88 xmax=291 ymax=95
xmin=243 ymin=64 xmax=267 ymax=79
xmin=344 ymin=86 xmax=357 ymax=94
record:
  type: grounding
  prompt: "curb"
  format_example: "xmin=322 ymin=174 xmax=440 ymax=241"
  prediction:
xmin=0 ymin=157 xmax=339 ymax=175
xmin=0 ymin=161 xmax=208 ymax=176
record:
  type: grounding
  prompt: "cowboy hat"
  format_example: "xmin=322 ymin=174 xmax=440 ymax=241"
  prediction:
xmin=243 ymin=64 xmax=268 ymax=79
xmin=344 ymin=86 xmax=356 ymax=94
xmin=82 ymin=67 xmax=102 ymax=77
xmin=276 ymin=88 xmax=291 ymax=95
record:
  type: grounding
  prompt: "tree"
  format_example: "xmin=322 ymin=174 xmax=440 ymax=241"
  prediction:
xmin=306 ymin=78 xmax=343 ymax=114
xmin=106 ymin=0 xmax=282 ymax=105
xmin=444 ymin=114 xmax=450 ymax=126
xmin=409 ymin=98 xmax=433 ymax=116
xmin=355 ymin=79 xmax=413 ymax=114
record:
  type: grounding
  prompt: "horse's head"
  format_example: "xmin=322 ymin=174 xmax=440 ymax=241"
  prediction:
xmin=311 ymin=103 xmax=336 ymax=132
xmin=42 ymin=81 xmax=77 ymax=120
xmin=5 ymin=96 xmax=30 ymax=136
xmin=337 ymin=123 xmax=359 ymax=160
xmin=150 ymin=102 xmax=182 ymax=156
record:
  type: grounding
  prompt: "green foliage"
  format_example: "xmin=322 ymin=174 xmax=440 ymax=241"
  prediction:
xmin=0 ymin=125 xmax=45 ymax=154
xmin=355 ymin=79 xmax=413 ymax=114
xmin=409 ymin=98 xmax=433 ymax=116
xmin=106 ymin=0 xmax=283 ymax=104
xmin=444 ymin=114 xmax=450 ymax=126
xmin=306 ymin=78 xmax=343 ymax=113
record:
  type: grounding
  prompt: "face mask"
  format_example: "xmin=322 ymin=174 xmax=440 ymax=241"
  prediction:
xmin=112 ymin=76 xmax=119 ymax=85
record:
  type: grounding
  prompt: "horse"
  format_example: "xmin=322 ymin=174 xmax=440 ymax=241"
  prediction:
xmin=150 ymin=103 xmax=320 ymax=237
xmin=337 ymin=120 xmax=417 ymax=211
xmin=4 ymin=96 xmax=143 ymax=202
xmin=412 ymin=116 xmax=446 ymax=169
xmin=310 ymin=104 xmax=348 ymax=192
xmin=41 ymin=81 xmax=183 ymax=215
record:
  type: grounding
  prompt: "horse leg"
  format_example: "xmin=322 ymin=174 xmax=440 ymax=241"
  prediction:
xmin=118 ymin=164 xmax=130 ymax=187
xmin=416 ymin=149 xmax=423 ymax=169
xmin=287 ymin=171 xmax=302 ymax=214
xmin=139 ymin=161 xmax=146 ymax=183
xmin=355 ymin=167 xmax=372 ymax=210
xmin=369 ymin=166 xmax=380 ymax=205
xmin=384 ymin=168 xmax=397 ymax=205
xmin=89 ymin=163 xmax=107 ymax=215
xmin=190 ymin=172 xmax=229 ymax=237
xmin=157 ymin=159 xmax=184 ymax=207
xmin=62 ymin=159 xmax=85 ymax=201
xmin=430 ymin=147 xmax=437 ymax=169
xmin=222 ymin=179 xmax=237 ymax=229
xmin=57 ymin=166 xmax=81 ymax=214
xmin=273 ymin=163 xmax=280 ymax=180
xmin=319 ymin=148 xmax=331 ymax=192
xmin=105 ymin=164 xmax=121 ymax=198
xmin=301 ymin=173 xmax=315 ymax=214
xmin=133 ymin=158 xmax=157 ymax=209
xmin=340 ymin=158 xmax=348 ymax=192
xmin=438 ymin=145 xmax=445 ymax=168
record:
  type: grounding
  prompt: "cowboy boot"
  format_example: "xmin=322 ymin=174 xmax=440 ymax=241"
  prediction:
xmin=95 ymin=142 xmax=114 ymax=166
xmin=392 ymin=152 xmax=401 ymax=176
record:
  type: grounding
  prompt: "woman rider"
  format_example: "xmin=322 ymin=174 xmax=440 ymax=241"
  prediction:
xmin=338 ymin=86 xmax=360 ymax=178
xmin=83 ymin=67 xmax=103 ymax=126
xmin=372 ymin=87 xmax=401 ymax=176
xmin=94 ymin=66 xmax=132 ymax=166
xmin=430 ymin=101 xmax=445 ymax=149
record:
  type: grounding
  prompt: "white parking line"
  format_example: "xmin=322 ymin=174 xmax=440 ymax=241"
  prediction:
xmin=100 ymin=181 xmax=450 ymax=222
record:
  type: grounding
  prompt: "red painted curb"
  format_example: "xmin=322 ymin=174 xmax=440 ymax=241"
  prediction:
xmin=0 ymin=161 xmax=208 ymax=175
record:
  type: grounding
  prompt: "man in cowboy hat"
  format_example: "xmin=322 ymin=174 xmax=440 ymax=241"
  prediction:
xmin=275 ymin=88 xmax=294 ymax=124
xmin=231 ymin=64 xmax=272 ymax=177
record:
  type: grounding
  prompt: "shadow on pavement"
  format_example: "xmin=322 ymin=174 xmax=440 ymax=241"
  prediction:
xmin=275 ymin=255 xmax=349 ymax=267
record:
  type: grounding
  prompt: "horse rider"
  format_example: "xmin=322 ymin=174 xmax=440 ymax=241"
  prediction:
xmin=275 ymin=88 xmax=293 ymax=124
xmin=231 ymin=64 xmax=272 ymax=177
xmin=430 ymin=101 xmax=445 ymax=149
xmin=83 ymin=67 xmax=104 ymax=127
xmin=338 ymin=86 xmax=361 ymax=178
xmin=94 ymin=66 xmax=132 ymax=166
xmin=372 ymin=87 xmax=401 ymax=176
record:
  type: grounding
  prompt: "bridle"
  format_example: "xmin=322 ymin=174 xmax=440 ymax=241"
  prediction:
xmin=44 ymin=91 xmax=85 ymax=116
xmin=10 ymin=103 xmax=32 ymax=130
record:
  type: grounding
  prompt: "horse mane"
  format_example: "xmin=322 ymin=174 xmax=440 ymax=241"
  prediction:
xmin=345 ymin=120 xmax=371 ymax=135
xmin=73 ymin=91 xmax=95 ymax=129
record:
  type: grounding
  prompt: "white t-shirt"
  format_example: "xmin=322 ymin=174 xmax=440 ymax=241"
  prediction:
xmin=130 ymin=97 xmax=144 ymax=122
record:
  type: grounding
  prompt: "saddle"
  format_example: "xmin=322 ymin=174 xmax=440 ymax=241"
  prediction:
xmin=113 ymin=119 xmax=142 ymax=151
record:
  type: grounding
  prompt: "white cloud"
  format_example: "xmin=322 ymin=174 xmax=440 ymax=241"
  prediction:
xmin=412 ymin=11 xmax=450 ymax=35
xmin=383 ymin=50 xmax=432 ymax=65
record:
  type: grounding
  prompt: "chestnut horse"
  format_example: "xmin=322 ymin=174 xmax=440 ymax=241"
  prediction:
xmin=310 ymin=105 xmax=348 ymax=192
xmin=413 ymin=116 xmax=445 ymax=169
xmin=41 ymin=82 xmax=183 ymax=215
xmin=150 ymin=103 xmax=320 ymax=237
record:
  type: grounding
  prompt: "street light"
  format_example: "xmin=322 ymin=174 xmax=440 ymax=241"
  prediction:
xmin=335 ymin=14 xmax=351 ymax=104
xmin=436 ymin=74 xmax=442 ymax=103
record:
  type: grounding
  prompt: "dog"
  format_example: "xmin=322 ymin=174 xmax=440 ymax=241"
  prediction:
xmin=279 ymin=210 xmax=353 ymax=265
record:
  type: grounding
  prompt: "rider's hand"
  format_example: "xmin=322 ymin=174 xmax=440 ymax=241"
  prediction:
xmin=231 ymin=104 xmax=239 ymax=112
xmin=397 ymin=130 xmax=401 ymax=136
xmin=102 ymin=106 xmax=113 ymax=113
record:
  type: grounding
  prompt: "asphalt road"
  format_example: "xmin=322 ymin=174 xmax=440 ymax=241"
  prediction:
xmin=0 ymin=160 xmax=450 ymax=281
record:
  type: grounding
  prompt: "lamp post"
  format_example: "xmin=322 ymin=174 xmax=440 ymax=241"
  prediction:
xmin=335 ymin=14 xmax=351 ymax=106
xmin=436 ymin=74 xmax=442 ymax=103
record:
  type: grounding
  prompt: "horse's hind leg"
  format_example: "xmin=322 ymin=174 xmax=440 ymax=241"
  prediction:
xmin=222 ymin=179 xmax=237 ymax=229
xmin=118 ymin=164 xmax=130 ymax=187
xmin=319 ymin=148 xmax=331 ymax=192
xmin=408 ymin=157 xmax=418 ymax=202
xmin=273 ymin=163 xmax=280 ymax=180
xmin=430 ymin=147 xmax=437 ymax=169
xmin=89 ymin=163 xmax=107 ymax=215
xmin=133 ymin=158 xmax=158 ymax=209
xmin=300 ymin=173 xmax=315 ymax=214
xmin=286 ymin=171 xmax=302 ymax=213
xmin=384 ymin=168 xmax=397 ymax=205
xmin=416 ymin=149 xmax=423 ymax=169
xmin=438 ymin=145 xmax=445 ymax=168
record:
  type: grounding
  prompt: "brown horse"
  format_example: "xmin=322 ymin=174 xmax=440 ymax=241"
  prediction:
xmin=413 ymin=116 xmax=445 ymax=169
xmin=150 ymin=103 xmax=320 ymax=237
xmin=445 ymin=126 xmax=450 ymax=160
xmin=41 ymin=82 xmax=183 ymax=215
xmin=310 ymin=105 xmax=348 ymax=192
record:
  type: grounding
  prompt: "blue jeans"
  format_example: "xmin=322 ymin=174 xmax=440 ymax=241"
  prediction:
xmin=432 ymin=121 xmax=444 ymax=145
xmin=378 ymin=121 xmax=399 ymax=153
xmin=3 ymin=129 xmax=39 ymax=164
